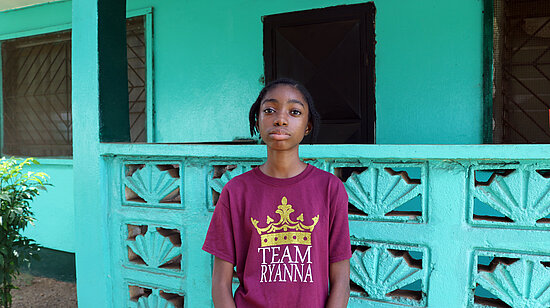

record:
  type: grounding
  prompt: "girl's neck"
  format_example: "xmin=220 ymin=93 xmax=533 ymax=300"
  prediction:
xmin=260 ymin=149 xmax=307 ymax=179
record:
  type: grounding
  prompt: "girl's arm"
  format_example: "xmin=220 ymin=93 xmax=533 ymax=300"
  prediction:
xmin=326 ymin=259 xmax=351 ymax=308
xmin=212 ymin=257 xmax=237 ymax=308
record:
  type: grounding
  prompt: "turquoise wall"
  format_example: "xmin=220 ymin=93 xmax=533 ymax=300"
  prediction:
xmin=25 ymin=160 xmax=75 ymax=252
xmin=0 ymin=0 xmax=486 ymax=144
xmin=135 ymin=0 xmax=484 ymax=144
xmin=0 ymin=0 xmax=494 ymax=306
xmin=0 ymin=0 xmax=485 ymax=254
xmin=0 ymin=1 xmax=74 ymax=252
xmin=374 ymin=0 xmax=484 ymax=144
xmin=0 ymin=0 xmax=486 ymax=143
xmin=0 ymin=1 xmax=71 ymax=37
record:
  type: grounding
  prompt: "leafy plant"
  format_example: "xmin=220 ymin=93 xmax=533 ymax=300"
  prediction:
xmin=0 ymin=158 xmax=49 ymax=308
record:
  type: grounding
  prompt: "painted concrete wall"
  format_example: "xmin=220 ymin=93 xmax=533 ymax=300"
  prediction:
xmin=0 ymin=0 xmax=485 ymax=254
xmin=0 ymin=0 xmax=71 ymax=37
xmin=102 ymin=143 xmax=550 ymax=307
xmin=25 ymin=160 xmax=75 ymax=252
xmin=0 ymin=0 xmax=486 ymax=144
xmin=0 ymin=1 xmax=75 ymax=252
xmin=374 ymin=0 xmax=484 ymax=144
xmin=137 ymin=0 xmax=484 ymax=144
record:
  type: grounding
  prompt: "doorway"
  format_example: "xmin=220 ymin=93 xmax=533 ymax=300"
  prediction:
xmin=263 ymin=3 xmax=376 ymax=144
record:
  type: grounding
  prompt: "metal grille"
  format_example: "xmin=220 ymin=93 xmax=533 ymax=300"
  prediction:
xmin=1 ymin=15 xmax=147 ymax=157
xmin=494 ymin=0 xmax=550 ymax=143
xmin=127 ymin=16 xmax=147 ymax=143
xmin=2 ymin=31 xmax=72 ymax=157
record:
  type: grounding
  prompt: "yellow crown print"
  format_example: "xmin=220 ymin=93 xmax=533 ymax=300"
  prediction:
xmin=251 ymin=197 xmax=319 ymax=247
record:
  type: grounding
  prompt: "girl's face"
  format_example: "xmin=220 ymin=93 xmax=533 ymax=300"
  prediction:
xmin=257 ymin=84 xmax=312 ymax=152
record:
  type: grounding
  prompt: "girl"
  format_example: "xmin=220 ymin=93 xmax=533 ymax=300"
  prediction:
xmin=203 ymin=78 xmax=351 ymax=308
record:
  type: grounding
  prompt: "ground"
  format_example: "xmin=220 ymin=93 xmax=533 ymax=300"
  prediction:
xmin=11 ymin=273 xmax=77 ymax=308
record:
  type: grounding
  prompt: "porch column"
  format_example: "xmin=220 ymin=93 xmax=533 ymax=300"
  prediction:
xmin=72 ymin=0 xmax=128 ymax=306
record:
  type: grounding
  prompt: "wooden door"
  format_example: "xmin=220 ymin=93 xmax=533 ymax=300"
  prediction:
xmin=264 ymin=3 xmax=375 ymax=143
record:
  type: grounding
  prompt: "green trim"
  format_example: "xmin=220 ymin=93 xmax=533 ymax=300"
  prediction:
xmin=34 ymin=158 xmax=73 ymax=165
xmin=482 ymin=0 xmax=494 ymax=144
xmin=0 ymin=0 xmax=70 ymax=14
xmin=1 ymin=157 xmax=73 ymax=165
xmin=145 ymin=9 xmax=155 ymax=142
xmin=127 ymin=7 xmax=152 ymax=18
xmin=0 ymin=22 xmax=71 ymax=41
xmin=99 ymin=143 xmax=550 ymax=161
xmin=0 ymin=157 xmax=73 ymax=165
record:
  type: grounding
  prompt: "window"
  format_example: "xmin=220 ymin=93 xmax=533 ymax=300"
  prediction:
xmin=127 ymin=16 xmax=147 ymax=143
xmin=492 ymin=0 xmax=550 ymax=143
xmin=1 ymin=15 xmax=148 ymax=157
xmin=2 ymin=31 xmax=72 ymax=157
xmin=263 ymin=3 xmax=376 ymax=144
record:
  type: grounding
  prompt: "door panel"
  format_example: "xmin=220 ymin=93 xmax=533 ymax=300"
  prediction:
xmin=264 ymin=3 xmax=375 ymax=144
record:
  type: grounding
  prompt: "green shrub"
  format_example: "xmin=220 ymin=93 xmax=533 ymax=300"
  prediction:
xmin=0 ymin=158 xmax=49 ymax=308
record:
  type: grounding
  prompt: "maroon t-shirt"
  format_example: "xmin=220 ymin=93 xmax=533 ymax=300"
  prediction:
xmin=203 ymin=164 xmax=351 ymax=307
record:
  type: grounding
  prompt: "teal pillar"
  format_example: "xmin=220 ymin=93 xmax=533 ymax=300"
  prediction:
xmin=427 ymin=162 xmax=471 ymax=306
xmin=72 ymin=0 xmax=127 ymax=306
xmin=182 ymin=162 xmax=217 ymax=307
xmin=98 ymin=0 xmax=130 ymax=142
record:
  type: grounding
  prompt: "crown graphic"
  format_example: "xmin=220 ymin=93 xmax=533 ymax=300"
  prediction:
xmin=251 ymin=196 xmax=319 ymax=247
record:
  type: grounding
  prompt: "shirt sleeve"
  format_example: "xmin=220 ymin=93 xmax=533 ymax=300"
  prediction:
xmin=202 ymin=187 xmax=236 ymax=264
xmin=328 ymin=178 xmax=352 ymax=263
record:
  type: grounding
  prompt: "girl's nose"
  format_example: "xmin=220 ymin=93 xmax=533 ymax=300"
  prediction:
xmin=274 ymin=115 xmax=288 ymax=126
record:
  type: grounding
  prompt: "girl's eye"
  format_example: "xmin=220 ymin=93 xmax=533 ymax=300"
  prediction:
xmin=263 ymin=108 xmax=275 ymax=114
xmin=291 ymin=109 xmax=302 ymax=116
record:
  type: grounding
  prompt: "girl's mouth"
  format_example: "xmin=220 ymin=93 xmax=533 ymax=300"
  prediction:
xmin=268 ymin=130 xmax=291 ymax=140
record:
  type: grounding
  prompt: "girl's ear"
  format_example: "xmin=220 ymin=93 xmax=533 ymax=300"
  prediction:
xmin=305 ymin=122 xmax=313 ymax=135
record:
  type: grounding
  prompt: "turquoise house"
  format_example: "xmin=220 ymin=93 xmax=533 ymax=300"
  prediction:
xmin=1 ymin=0 xmax=550 ymax=307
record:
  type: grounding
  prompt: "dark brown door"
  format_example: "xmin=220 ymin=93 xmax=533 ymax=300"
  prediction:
xmin=264 ymin=3 xmax=375 ymax=144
